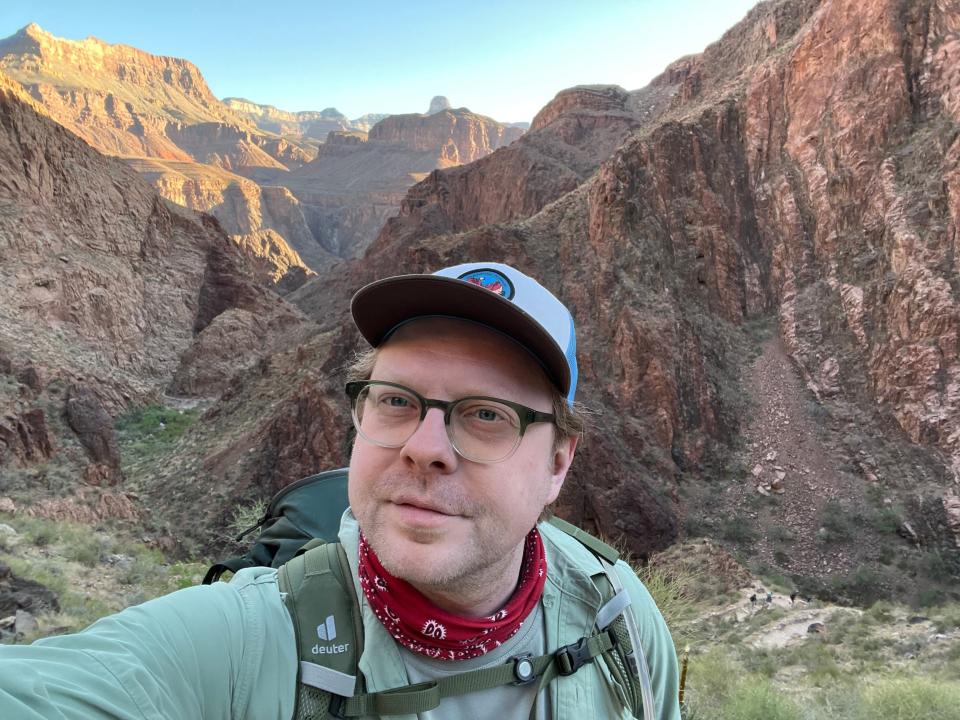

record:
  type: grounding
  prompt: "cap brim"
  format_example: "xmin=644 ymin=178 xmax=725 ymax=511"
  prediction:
xmin=351 ymin=274 xmax=571 ymax=396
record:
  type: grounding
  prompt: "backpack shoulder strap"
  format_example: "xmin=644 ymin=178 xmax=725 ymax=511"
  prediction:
xmin=546 ymin=516 xmax=655 ymax=719
xmin=279 ymin=522 xmax=653 ymax=719
xmin=279 ymin=542 xmax=365 ymax=720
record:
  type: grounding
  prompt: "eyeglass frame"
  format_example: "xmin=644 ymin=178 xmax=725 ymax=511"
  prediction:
xmin=344 ymin=380 xmax=557 ymax=463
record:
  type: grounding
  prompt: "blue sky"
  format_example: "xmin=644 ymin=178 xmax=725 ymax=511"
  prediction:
xmin=1 ymin=1 xmax=760 ymax=123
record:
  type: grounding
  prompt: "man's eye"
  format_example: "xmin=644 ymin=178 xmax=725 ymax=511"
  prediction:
xmin=475 ymin=407 xmax=503 ymax=422
xmin=459 ymin=403 xmax=510 ymax=424
xmin=382 ymin=395 xmax=411 ymax=408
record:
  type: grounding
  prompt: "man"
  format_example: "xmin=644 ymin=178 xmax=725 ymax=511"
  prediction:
xmin=0 ymin=262 xmax=680 ymax=719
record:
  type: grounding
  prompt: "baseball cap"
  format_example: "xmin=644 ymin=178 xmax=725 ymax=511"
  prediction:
xmin=350 ymin=262 xmax=578 ymax=404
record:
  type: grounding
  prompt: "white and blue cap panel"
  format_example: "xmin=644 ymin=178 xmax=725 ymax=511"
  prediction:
xmin=432 ymin=262 xmax=579 ymax=404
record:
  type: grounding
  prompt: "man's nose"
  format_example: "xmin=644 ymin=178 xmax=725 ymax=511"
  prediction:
xmin=400 ymin=407 xmax=458 ymax=473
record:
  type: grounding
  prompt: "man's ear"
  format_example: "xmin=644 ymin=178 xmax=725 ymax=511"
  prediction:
xmin=546 ymin=434 xmax=578 ymax=504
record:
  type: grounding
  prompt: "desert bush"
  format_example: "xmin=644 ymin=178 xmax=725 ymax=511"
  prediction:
xmin=855 ymin=676 xmax=960 ymax=720
xmin=928 ymin=603 xmax=960 ymax=633
xmin=866 ymin=505 xmax=901 ymax=534
xmin=864 ymin=600 xmax=895 ymax=624
xmin=684 ymin=647 xmax=740 ymax=715
xmin=830 ymin=567 xmax=887 ymax=606
xmin=65 ymin=534 xmax=107 ymax=568
xmin=819 ymin=500 xmax=853 ymax=542
xmin=115 ymin=404 xmax=200 ymax=466
xmin=722 ymin=678 xmax=800 ymax=720
xmin=225 ymin=497 xmax=270 ymax=544
xmin=720 ymin=517 xmax=757 ymax=544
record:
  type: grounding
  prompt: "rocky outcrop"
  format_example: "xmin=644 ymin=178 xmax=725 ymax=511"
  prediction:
xmin=368 ymin=108 xmax=523 ymax=165
xmin=365 ymin=84 xmax=665 ymax=252
xmin=0 ymin=561 xmax=59 ymax=618
xmin=0 ymin=23 xmax=249 ymax=145
xmin=65 ymin=385 xmax=123 ymax=485
xmin=428 ymin=96 xmax=451 ymax=114
xmin=223 ymin=98 xmax=387 ymax=141
xmin=286 ymin=0 xmax=960 ymax=564
xmin=280 ymin=107 xmax=525 ymax=258
xmin=0 ymin=25 xmax=323 ymax=288
xmin=0 ymin=409 xmax=54 ymax=467
xmin=127 ymin=158 xmax=327 ymax=287
xmin=0 ymin=69 xmax=311 ymax=503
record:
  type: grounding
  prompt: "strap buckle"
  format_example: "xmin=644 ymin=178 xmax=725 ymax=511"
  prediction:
xmin=555 ymin=637 xmax=593 ymax=676
xmin=327 ymin=694 xmax=346 ymax=719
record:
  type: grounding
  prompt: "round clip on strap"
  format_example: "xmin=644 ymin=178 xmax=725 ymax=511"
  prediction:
xmin=513 ymin=655 xmax=536 ymax=684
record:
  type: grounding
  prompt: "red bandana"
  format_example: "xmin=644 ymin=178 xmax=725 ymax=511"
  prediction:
xmin=358 ymin=529 xmax=547 ymax=660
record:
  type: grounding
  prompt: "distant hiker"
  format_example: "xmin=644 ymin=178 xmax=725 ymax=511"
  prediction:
xmin=766 ymin=591 xmax=774 ymax=605
xmin=790 ymin=591 xmax=798 ymax=604
xmin=750 ymin=593 xmax=757 ymax=605
xmin=0 ymin=262 xmax=681 ymax=719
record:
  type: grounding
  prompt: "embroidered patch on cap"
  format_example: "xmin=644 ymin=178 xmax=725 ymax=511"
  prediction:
xmin=457 ymin=268 xmax=515 ymax=300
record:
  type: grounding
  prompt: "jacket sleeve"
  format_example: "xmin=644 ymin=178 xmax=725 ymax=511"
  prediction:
xmin=0 ymin=566 xmax=297 ymax=720
xmin=614 ymin=560 xmax=681 ymax=720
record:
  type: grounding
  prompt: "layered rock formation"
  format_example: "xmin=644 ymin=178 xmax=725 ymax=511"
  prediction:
xmin=281 ymin=105 xmax=526 ymax=257
xmin=284 ymin=0 xmax=960 ymax=570
xmin=0 ymin=70 xmax=309 ymax=507
xmin=7 ymin=0 xmax=957 ymax=592
xmin=0 ymin=25 xmax=525 ymax=277
xmin=127 ymin=158 xmax=329 ymax=279
xmin=0 ymin=24 xmax=319 ymax=291
xmin=223 ymin=98 xmax=389 ymax=140
xmin=358 ymin=84 xmax=679 ymax=254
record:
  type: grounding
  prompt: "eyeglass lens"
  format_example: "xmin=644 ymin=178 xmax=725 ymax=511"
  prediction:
xmin=352 ymin=383 xmax=523 ymax=463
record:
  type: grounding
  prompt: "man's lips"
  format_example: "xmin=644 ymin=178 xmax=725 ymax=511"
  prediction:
xmin=390 ymin=496 xmax=459 ymax=516
xmin=387 ymin=495 xmax=466 ymax=528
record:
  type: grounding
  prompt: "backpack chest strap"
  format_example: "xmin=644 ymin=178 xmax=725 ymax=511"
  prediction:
xmin=327 ymin=629 xmax=615 ymax=718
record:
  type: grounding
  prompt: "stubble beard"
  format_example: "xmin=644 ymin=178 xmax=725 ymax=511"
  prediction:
xmin=358 ymin=474 xmax=522 ymax=603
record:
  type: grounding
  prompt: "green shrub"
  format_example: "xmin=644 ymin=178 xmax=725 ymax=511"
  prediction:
xmin=865 ymin=600 xmax=895 ymax=623
xmin=65 ymin=534 xmax=107 ymax=568
xmin=115 ymin=404 xmax=200 ymax=466
xmin=685 ymin=648 xmax=740 ymax=714
xmin=929 ymin=603 xmax=960 ymax=633
xmin=226 ymin=497 xmax=269 ymax=543
xmin=722 ymin=678 xmax=801 ymax=720
xmin=830 ymin=567 xmax=886 ymax=606
xmin=867 ymin=505 xmax=901 ymax=534
xmin=792 ymin=639 xmax=841 ymax=682
xmin=820 ymin=500 xmax=854 ymax=542
xmin=856 ymin=677 xmax=960 ymax=720
xmin=720 ymin=518 xmax=757 ymax=544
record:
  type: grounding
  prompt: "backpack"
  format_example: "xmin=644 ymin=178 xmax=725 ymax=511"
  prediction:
xmin=204 ymin=469 xmax=656 ymax=719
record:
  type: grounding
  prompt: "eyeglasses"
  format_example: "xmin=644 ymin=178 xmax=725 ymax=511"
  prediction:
xmin=345 ymin=380 xmax=556 ymax=464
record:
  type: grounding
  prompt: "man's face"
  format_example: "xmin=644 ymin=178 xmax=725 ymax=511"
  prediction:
xmin=348 ymin=317 xmax=576 ymax=602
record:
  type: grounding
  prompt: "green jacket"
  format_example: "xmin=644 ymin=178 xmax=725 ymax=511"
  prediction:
xmin=0 ymin=512 xmax=680 ymax=719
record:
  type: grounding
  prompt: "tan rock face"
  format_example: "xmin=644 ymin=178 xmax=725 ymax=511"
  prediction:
xmin=0 ymin=24 xmax=251 ymax=153
xmin=369 ymin=109 xmax=522 ymax=165
xmin=0 ymin=26 xmax=322 ymax=289
xmin=1 ymin=27 xmax=528 ymax=274
xmin=223 ymin=98 xmax=374 ymax=141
